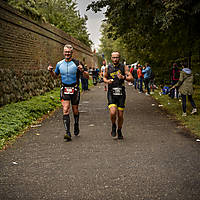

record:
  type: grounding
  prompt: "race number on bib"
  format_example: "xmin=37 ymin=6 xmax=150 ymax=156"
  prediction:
xmin=64 ymin=87 xmax=75 ymax=95
xmin=112 ymin=87 xmax=122 ymax=95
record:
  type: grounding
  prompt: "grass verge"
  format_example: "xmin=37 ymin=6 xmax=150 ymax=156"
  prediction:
xmin=0 ymin=79 xmax=94 ymax=150
xmin=0 ymin=88 xmax=61 ymax=150
xmin=152 ymin=85 xmax=200 ymax=138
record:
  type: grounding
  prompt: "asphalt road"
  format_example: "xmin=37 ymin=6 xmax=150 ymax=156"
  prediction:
xmin=0 ymin=83 xmax=200 ymax=200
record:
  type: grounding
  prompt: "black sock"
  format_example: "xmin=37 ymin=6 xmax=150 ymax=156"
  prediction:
xmin=74 ymin=113 xmax=79 ymax=125
xmin=63 ymin=114 xmax=70 ymax=132
xmin=112 ymin=123 xmax=116 ymax=130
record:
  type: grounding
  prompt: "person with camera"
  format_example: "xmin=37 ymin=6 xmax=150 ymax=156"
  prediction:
xmin=103 ymin=51 xmax=133 ymax=139
xmin=48 ymin=44 xmax=89 ymax=141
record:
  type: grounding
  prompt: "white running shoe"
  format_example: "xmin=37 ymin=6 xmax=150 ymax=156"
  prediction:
xmin=191 ymin=108 xmax=197 ymax=115
xmin=182 ymin=113 xmax=187 ymax=117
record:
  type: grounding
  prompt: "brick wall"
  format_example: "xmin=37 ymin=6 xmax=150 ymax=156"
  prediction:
xmin=0 ymin=1 xmax=96 ymax=106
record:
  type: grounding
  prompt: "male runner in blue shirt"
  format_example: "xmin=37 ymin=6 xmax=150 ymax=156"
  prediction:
xmin=48 ymin=44 xmax=89 ymax=141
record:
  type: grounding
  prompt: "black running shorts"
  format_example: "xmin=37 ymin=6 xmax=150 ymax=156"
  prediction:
xmin=60 ymin=87 xmax=80 ymax=105
xmin=107 ymin=88 xmax=126 ymax=110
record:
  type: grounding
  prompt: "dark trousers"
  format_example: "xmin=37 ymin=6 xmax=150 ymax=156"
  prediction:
xmin=144 ymin=78 xmax=150 ymax=94
xmin=81 ymin=78 xmax=88 ymax=91
xmin=181 ymin=94 xmax=196 ymax=113
xmin=138 ymin=78 xmax=143 ymax=92
xmin=134 ymin=78 xmax=138 ymax=89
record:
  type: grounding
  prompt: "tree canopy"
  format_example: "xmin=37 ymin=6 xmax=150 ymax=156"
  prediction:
xmin=4 ymin=0 xmax=92 ymax=47
xmin=88 ymin=0 xmax=200 ymax=83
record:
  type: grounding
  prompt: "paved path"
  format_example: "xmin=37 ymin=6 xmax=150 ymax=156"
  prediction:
xmin=0 ymin=83 xmax=200 ymax=200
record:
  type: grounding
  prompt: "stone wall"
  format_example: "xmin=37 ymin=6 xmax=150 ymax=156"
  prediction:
xmin=0 ymin=68 xmax=60 ymax=106
xmin=0 ymin=1 xmax=96 ymax=106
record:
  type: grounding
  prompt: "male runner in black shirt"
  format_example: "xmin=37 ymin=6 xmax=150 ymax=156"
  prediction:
xmin=103 ymin=52 xmax=133 ymax=139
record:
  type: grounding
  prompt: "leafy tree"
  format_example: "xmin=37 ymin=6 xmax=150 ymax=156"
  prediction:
xmin=88 ymin=0 xmax=200 ymax=83
xmin=5 ymin=0 xmax=92 ymax=46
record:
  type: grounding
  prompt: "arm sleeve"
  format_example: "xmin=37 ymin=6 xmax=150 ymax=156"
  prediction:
xmin=142 ymin=69 xmax=146 ymax=74
xmin=174 ymin=72 xmax=183 ymax=87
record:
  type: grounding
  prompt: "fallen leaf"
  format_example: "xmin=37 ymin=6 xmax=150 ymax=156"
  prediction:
xmin=31 ymin=124 xmax=42 ymax=128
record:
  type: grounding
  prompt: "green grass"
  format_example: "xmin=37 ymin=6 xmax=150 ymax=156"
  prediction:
xmin=0 ymin=88 xmax=61 ymax=149
xmin=152 ymin=85 xmax=200 ymax=138
xmin=0 ymin=79 xmax=95 ymax=150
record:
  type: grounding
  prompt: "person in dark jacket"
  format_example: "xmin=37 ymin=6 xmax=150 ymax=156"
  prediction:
xmin=131 ymin=65 xmax=138 ymax=89
xmin=80 ymin=63 xmax=89 ymax=91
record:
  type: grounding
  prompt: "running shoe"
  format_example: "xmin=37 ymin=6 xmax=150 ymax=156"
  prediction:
xmin=117 ymin=129 xmax=124 ymax=139
xmin=74 ymin=124 xmax=80 ymax=136
xmin=182 ymin=113 xmax=187 ymax=117
xmin=191 ymin=108 xmax=197 ymax=115
xmin=111 ymin=123 xmax=116 ymax=137
xmin=64 ymin=132 xmax=72 ymax=141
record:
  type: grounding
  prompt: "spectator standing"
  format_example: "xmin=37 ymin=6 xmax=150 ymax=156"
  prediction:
xmin=101 ymin=60 xmax=107 ymax=91
xmin=85 ymin=65 xmax=89 ymax=90
xmin=172 ymin=64 xmax=197 ymax=116
xmin=92 ymin=67 xmax=98 ymax=85
xmin=131 ymin=65 xmax=138 ymax=89
xmin=137 ymin=65 xmax=144 ymax=93
xmin=80 ymin=63 xmax=89 ymax=91
xmin=142 ymin=63 xmax=152 ymax=95
xmin=149 ymin=67 xmax=155 ymax=94
xmin=89 ymin=67 xmax=93 ymax=76
xmin=96 ymin=67 xmax=100 ymax=82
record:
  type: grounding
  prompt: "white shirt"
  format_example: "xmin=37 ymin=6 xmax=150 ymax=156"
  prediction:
xmin=101 ymin=65 xmax=107 ymax=76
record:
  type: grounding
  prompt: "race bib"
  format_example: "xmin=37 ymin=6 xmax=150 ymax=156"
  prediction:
xmin=112 ymin=87 xmax=122 ymax=96
xmin=64 ymin=87 xmax=75 ymax=95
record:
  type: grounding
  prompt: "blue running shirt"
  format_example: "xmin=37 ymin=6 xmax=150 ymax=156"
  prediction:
xmin=55 ymin=59 xmax=78 ymax=85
